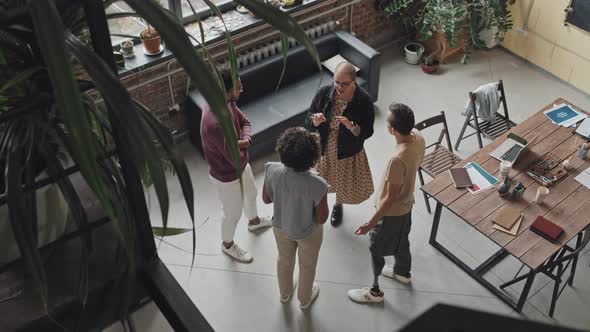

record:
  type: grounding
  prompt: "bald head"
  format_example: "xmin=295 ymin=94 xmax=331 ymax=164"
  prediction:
xmin=334 ymin=61 xmax=356 ymax=81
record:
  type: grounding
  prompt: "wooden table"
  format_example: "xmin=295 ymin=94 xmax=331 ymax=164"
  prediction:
xmin=422 ymin=98 xmax=590 ymax=317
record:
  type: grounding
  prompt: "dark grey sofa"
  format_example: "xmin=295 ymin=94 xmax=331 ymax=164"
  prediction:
xmin=185 ymin=30 xmax=381 ymax=160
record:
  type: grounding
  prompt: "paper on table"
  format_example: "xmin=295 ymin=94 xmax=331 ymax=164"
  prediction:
xmin=575 ymin=167 xmax=590 ymax=189
xmin=464 ymin=162 xmax=499 ymax=194
xmin=544 ymin=103 xmax=586 ymax=127
xmin=493 ymin=215 xmax=522 ymax=236
xmin=562 ymin=115 xmax=587 ymax=128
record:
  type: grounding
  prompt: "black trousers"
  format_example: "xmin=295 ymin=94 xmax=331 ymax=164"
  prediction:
xmin=369 ymin=212 xmax=412 ymax=289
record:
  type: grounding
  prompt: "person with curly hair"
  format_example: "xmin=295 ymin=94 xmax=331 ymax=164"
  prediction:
xmin=263 ymin=127 xmax=329 ymax=310
xmin=308 ymin=61 xmax=375 ymax=227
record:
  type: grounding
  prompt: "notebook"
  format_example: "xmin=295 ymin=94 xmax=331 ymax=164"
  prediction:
xmin=449 ymin=168 xmax=472 ymax=188
xmin=493 ymin=215 xmax=522 ymax=236
xmin=493 ymin=205 xmax=521 ymax=230
xmin=530 ymin=216 xmax=564 ymax=243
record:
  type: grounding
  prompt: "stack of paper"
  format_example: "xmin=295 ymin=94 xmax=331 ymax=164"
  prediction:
xmin=575 ymin=167 xmax=590 ymax=189
xmin=493 ymin=205 xmax=523 ymax=235
xmin=543 ymin=103 xmax=587 ymax=127
xmin=464 ymin=162 xmax=498 ymax=194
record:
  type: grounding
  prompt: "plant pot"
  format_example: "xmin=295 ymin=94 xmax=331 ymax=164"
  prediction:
xmin=420 ymin=60 xmax=440 ymax=74
xmin=0 ymin=178 xmax=69 ymax=265
xmin=140 ymin=29 xmax=161 ymax=55
xmin=404 ymin=42 xmax=424 ymax=65
xmin=120 ymin=40 xmax=135 ymax=59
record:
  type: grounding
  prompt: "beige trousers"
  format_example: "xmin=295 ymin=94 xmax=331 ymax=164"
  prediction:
xmin=273 ymin=226 xmax=323 ymax=304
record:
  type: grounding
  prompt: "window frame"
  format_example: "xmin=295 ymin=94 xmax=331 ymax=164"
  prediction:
xmin=170 ymin=0 xmax=238 ymax=25
xmin=110 ymin=0 xmax=233 ymax=47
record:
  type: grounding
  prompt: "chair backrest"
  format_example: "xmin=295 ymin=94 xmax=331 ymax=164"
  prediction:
xmin=469 ymin=80 xmax=510 ymax=122
xmin=414 ymin=111 xmax=454 ymax=152
xmin=543 ymin=225 xmax=590 ymax=273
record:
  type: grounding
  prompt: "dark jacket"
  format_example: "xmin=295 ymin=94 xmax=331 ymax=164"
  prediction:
xmin=307 ymin=85 xmax=375 ymax=159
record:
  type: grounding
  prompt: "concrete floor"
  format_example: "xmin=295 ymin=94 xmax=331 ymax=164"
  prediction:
xmin=105 ymin=45 xmax=590 ymax=332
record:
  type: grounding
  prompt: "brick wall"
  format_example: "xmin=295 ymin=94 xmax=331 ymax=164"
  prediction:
xmin=118 ymin=0 xmax=396 ymax=138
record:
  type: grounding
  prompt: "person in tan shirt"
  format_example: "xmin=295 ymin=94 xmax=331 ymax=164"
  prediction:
xmin=347 ymin=103 xmax=425 ymax=304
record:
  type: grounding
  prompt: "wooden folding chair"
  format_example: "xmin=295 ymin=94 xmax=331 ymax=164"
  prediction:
xmin=454 ymin=80 xmax=516 ymax=150
xmin=500 ymin=226 xmax=590 ymax=317
xmin=416 ymin=111 xmax=462 ymax=214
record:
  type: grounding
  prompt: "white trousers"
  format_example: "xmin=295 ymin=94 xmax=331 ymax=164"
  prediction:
xmin=209 ymin=164 xmax=259 ymax=242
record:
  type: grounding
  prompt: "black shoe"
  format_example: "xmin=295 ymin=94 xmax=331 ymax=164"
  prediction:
xmin=330 ymin=205 xmax=343 ymax=227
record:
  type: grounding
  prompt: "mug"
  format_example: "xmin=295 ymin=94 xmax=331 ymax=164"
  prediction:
xmin=499 ymin=160 xmax=513 ymax=178
xmin=562 ymin=158 xmax=574 ymax=171
xmin=535 ymin=186 xmax=550 ymax=204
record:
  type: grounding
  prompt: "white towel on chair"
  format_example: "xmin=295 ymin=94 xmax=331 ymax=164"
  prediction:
xmin=462 ymin=82 xmax=500 ymax=122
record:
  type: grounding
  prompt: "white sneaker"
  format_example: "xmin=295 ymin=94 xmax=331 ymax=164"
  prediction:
xmin=299 ymin=283 xmax=319 ymax=309
xmin=248 ymin=216 xmax=273 ymax=232
xmin=381 ymin=265 xmax=411 ymax=284
xmin=347 ymin=287 xmax=384 ymax=303
xmin=221 ymin=243 xmax=253 ymax=263
xmin=280 ymin=271 xmax=299 ymax=303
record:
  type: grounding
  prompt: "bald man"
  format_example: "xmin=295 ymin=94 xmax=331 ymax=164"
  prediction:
xmin=307 ymin=61 xmax=375 ymax=227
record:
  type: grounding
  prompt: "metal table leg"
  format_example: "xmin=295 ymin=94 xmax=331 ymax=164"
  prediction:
xmin=429 ymin=201 xmax=536 ymax=313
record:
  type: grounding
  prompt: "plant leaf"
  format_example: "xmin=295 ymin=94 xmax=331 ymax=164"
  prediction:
xmin=196 ymin=0 xmax=238 ymax=88
xmin=151 ymin=227 xmax=192 ymax=237
xmin=6 ymin=146 xmax=48 ymax=308
xmin=38 ymin=135 xmax=91 ymax=306
xmin=28 ymin=0 xmax=101 ymax=209
xmin=27 ymin=0 xmax=105 ymax=309
xmin=0 ymin=66 xmax=43 ymax=94
xmin=134 ymin=99 xmax=196 ymax=269
xmin=124 ymin=0 xmax=241 ymax=180
xmin=276 ymin=32 xmax=289 ymax=90
xmin=64 ymin=32 xmax=171 ymax=235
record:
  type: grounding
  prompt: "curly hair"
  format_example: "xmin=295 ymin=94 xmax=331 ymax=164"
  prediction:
xmin=275 ymin=127 xmax=321 ymax=172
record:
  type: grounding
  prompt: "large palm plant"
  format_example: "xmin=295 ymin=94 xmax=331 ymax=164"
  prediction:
xmin=0 ymin=0 xmax=319 ymax=317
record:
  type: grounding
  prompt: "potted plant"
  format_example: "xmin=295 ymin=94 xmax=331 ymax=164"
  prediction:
xmin=379 ymin=0 xmax=514 ymax=63
xmin=139 ymin=24 xmax=161 ymax=54
xmin=1 ymin=0 xmax=320 ymax=329
xmin=404 ymin=42 xmax=424 ymax=64
xmin=120 ymin=40 xmax=135 ymax=58
xmin=420 ymin=45 xmax=442 ymax=74
xmin=378 ymin=0 xmax=424 ymax=64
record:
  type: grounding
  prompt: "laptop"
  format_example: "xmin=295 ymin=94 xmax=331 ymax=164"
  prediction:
xmin=575 ymin=117 xmax=590 ymax=141
xmin=490 ymin=133 xmax=537 ymax=163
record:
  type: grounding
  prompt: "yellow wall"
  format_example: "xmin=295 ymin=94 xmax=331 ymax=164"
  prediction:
xmin=502 ymin=0 xmax=590 ymax=94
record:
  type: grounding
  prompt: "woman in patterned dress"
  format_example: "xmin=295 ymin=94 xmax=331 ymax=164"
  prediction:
xmin=307 ymin=62 xmax=375 ymax=226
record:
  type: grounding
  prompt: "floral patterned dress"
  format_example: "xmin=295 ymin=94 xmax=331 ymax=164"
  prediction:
xmin=317 ymin=97 xmax=374 ymax=204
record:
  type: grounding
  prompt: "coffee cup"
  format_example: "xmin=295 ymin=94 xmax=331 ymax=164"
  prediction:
xmin=535 ymin=186 xmax=549 ymax=204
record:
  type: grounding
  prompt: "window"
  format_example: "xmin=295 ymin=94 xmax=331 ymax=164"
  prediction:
xmin=181 ymin=0 xmax=228 ymax=17
xmin=107 ymin=0 xmax=170 ymax=46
